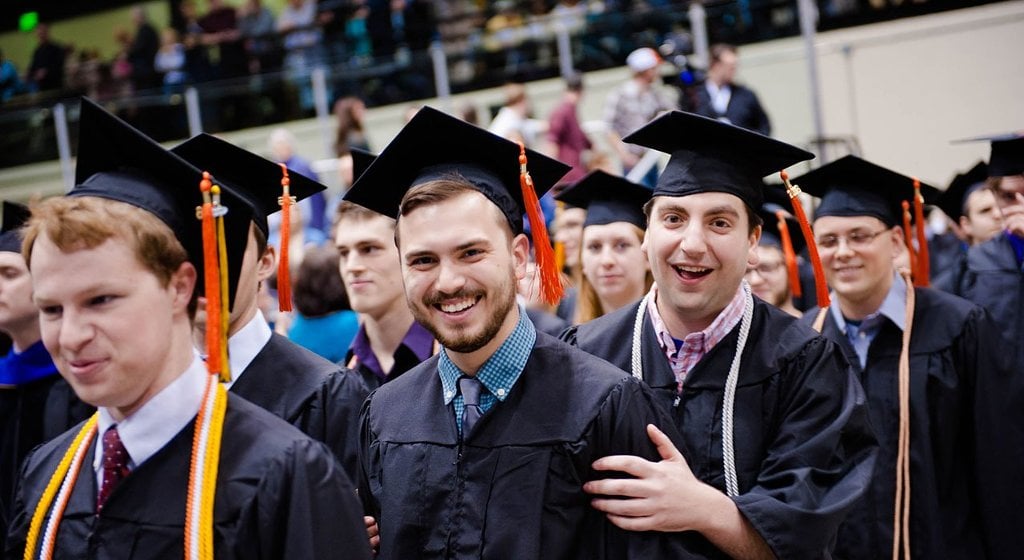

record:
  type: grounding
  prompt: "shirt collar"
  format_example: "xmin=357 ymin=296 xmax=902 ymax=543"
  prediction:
xmin=647 ymin=281 xmax=747 ymax=356
xmin=224 ymin=312 xmax=273 ymax=389
xmin=830 ymin=271 xmax=908 ymax=334
xmin=95 ymin=353 xmax=207 ymax=474
xmin=349 ymin=320 xmax=436 ymax=379
xmin=438 ymin=304 xmax=536 ymax=405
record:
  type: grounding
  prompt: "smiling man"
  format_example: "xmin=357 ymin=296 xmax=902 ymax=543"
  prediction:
xmin=345 ymin=106 xmax=677 ymax=559
xmin=4 ymin=99 xmax=369 ymax=559
xmin=564 ymin=112 xmax=877 ymax=559
xmin=793 ymin=155 xmax=1021 ymax=559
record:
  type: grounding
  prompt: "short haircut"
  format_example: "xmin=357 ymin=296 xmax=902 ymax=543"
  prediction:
xmin=333 ymin=201 xmax=395 ymax=240
xmin=23 ymin=196 xmax=197 ymax=315
xmin=565 ymin=72 xmax=584 ymax=92
xmin=710 ymin=43 xmax=738 ymax=65
xmin=397 ymin=176 xmax=511 ymax=244
xmin=642 ymin=196 xmax=764 ymax=233
xmin=292 ymin=246 xmax=350 ymax=317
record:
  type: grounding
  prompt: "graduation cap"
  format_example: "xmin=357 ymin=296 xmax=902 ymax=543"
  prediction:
xmin=554 ymin=171 xmax=651 ymax=230
xmin=936 ymin=161 xmax=988 ymax=221
xmin=757 ymin=202 xmax=806 ymax=299
xmin=622 ymin=111 xmax=814 ymax=209
xmin=954 ymin=132 xmax=1024 ymax=178
xmin=344 ymin=106 xmax=571 ymax=303
xmin=172 ymin=133 xmax=327 ymax=312
xmin=0 ymin=201 xmax=30 ymax=254
xmin=350 ymin=147 xmax=376 ymax=184
xmin=72 ymin=97 xmax=241 ymax=379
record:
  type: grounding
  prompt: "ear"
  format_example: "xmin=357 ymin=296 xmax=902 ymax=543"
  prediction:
xmin=747 ymin=224 xmax=762 ymax=267
xmin=170 ymin=262 xmax=197 ymax=313
xmin=889 ymin=225 xmax=905 ymax=258
xmin=511 ymin=233 xmax=529 ymax=282
xmin=256 ymin=243 xmax=276 ymax=283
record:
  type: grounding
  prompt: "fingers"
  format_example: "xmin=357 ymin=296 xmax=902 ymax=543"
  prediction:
xmin=591 ymin=454 xmax=655 ymax=476
xmin=646 ymin=424 xmax=684 ymax=462
xmin=605 ymin=513 xmax=657 ymax=532
xmin=591 ymin=496 xmax=656 ymax=518
xmin=583 ymin=477 xmax=650 ymax=499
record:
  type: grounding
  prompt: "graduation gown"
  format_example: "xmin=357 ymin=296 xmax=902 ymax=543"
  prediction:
xmin=5 ymin=394 xmax=371 ymax=560
xmin=0 ymin=357 xmax=92 ymax=551
xmin=564 ymin=298 xmax=877 ymax=559
xmin=359 ymin=331 xmax=677 ymax=560
xmin=806 ymin=288 xmax=1024 ymax=559
xmin=962 ymin=233 xmax=1024 ymax=368
xmin=231 ymin=333 xmax=368 ymax=482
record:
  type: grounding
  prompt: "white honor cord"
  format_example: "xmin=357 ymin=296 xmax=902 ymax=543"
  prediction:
xmin=630 ymin=283 xmax=754 ymax=498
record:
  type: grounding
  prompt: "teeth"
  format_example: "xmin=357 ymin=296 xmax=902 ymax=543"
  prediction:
xmin=440 ymin=298 xmax=475 ymax=313
xmin=676 ymin=265 xmax=710 ymax=273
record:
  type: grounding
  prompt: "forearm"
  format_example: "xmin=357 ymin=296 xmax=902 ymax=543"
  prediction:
xmin=696 ymin=487 xmax=775 ymax=560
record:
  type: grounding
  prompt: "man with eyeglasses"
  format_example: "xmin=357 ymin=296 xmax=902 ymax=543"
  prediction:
xmin=792 ymin=155 xmax=1022 ymax=560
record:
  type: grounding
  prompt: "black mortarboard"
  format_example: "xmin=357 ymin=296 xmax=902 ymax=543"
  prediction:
xmin=71 ymin=98 xmax=249 ymax=308
xmin=554 ymin=171 xmax=651 ymax=230
xmin=758 ymin=203 xmax=807 ymax=255
xmin=936 ymin=161 xmax=988 ymax=220
xmin=171 ymin=133 xmax=326 ymax=237
xmin=790 ymin=155 xmax=940 ymax=227
xmin=344 ymin=106 xmax=570 ymax=234
xmin=0 ymin=201 xmax=30 ymax=253
xmin=622 ymin=111 xmax=814 ymax=209
xmin=954 ymin=133 xmax=1024 ymax=178
xmin=350 ymin=148 xmax=376 ymax=184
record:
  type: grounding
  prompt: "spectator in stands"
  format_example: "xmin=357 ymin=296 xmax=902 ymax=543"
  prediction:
xmin=179 ymin=1 xmax=213 ymax=83
xmin=603 ymin=47 xmax=674 ymax=187
xmin=545 ymin=72 xmax=591 ymax=185
xmin=109 ymin=28 xmax=136 ymax=99
xmin=345 ymin=4 xmax=374 ymax=65
xmin=269 ymin=128 xmax=328 ymax=239
xmin=199 ymin=0 xmax=247 ymax=79
xmin=127 ymin=6 xmax=160 ymax=91
xmin=0 ymin=49 xmax=21 ymax=102
xmin=155 ymin=28 xmax=188 ymax=92
xmin=693 ymin=43 xmax=771 ymax=136
xmin=239 ymin=0 xmax=278 ymax=73
xmin=287 ymin=246 xmax=360 ymax=362
xmin=334 ymin=96 xmax=370 ymax=156
xmin=278 ymin=0 xmax=324 ymax=110
xmin=26 ymin=24 xmax=67 ymax=93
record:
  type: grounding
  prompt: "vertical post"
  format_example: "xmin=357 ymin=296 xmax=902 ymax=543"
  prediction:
xmin=688 ymin=2 xmax=710 ymax=70
xmin=430 ymin=40 xmax=452 ymax=112
xmin=53 ymin=102 xmax=74 ymax=193
xmin=555 ymin=24 xmax=573 ymax=78
xmin=312 ymin=66 xmax=333 ymax=160
xmin=797 ymin=0 xmax=827 ymax=162
xmin=184 ymin=87 xmax=203 ymax=137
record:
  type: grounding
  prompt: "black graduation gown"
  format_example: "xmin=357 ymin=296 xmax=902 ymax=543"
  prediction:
xmin=564 ymin=298 xmax=877 ymax=559
xmin=359 ymin=331 xmax=678 ymax=560
xmin=932 ymin=246 xmax=968 ymax=295
xmin=805 ymin=288 xmax=1024 ymax=559
xmin=525 ymin=307 xmax=571 ymax=338
xmin=5 ymin=394 xmax=371 ymax=560
xmin=0 ymin=376 xmax=92 ymax=551
xmin=230 ymin=333 xmax=368 ymax=482
xmin=962 ymin=234 xmax=1024 ymax=368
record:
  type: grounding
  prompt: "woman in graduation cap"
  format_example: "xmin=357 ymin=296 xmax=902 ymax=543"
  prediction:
xmin=793 ymin=154 xmax=1023 ymax=560
xmin=556 ymin=171 xmax=653 ymax=324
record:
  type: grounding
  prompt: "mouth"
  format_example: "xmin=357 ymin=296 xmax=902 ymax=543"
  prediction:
xmin=672 ymin=264 xmax=713 ymax=281
xmin=65 ymin=357 xmax=107 ymax=379
xmin=435 ymin=295 xmax=481 ymax=315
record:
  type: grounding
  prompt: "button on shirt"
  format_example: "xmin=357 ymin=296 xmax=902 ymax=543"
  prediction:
xmin=829 ymin=272 xmax=908 ymax=369
xmin=438 ymin=305 xmax=536 ymax=436
xmin=647 ymin=282 xmax=747 ymax=391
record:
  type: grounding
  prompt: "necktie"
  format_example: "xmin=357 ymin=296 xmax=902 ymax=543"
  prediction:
xmin=458 ymin=376 xmax=484 ymax=437
xmin=97 ymin=425 xmax=131 ymax=512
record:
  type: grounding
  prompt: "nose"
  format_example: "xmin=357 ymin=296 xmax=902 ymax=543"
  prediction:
xmin=833 ymin=237 xmax=855 ymax=259
xmin=677 ymin=222 xmax=707 ymax=258
xmin=57 ymin=309 xmax=94 ymax=354
xmin=434 ymin=259 xmax=467 ymax=295
xmin=598 ymin=245 xmax=617 ymax=267
xmin=342 ymin=252 xmax=367 ymax=275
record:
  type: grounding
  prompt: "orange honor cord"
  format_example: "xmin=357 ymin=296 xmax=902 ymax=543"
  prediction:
xmin=912 ymin=178 xmax=929 ymax=287
xmin=197 ymin=173 xmax=223 ymax=375
xmin=277 ymin=163 xmax=295 ymax=312
xmin=780 ymin=171 xmax=829 ymax=309
xmin=518 ymin=142 xmax=564 ymax=305
xmin=775 ymin=210 xmax=802 ymax=298
xmin=901 ymin=201 xmax=917 ymax=282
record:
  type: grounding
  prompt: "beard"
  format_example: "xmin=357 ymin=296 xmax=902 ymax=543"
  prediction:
xmin=410 ymin=271 xmax=518 ymax=354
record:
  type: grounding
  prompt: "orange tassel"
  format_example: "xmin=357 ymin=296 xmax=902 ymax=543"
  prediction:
xmin=775 ymin=210 xmax=802 ymax=298
xmin=518 ymin=143 xmax=564 ymax=305
xmin=277 ymin=163 xmax=294 ymax=312
xmin=912 ymin=178 xmax=929 ymax=287
xmin=198 ymin=173 xmax=222 ymax=375
xmin=780 ymin=171 xmax=830 ymax=309
xmin=901 ymin=200 xmax=917 ymax=281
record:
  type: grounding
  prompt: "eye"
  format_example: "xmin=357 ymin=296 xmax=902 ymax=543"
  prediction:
xmin=408 ymin=255 xmax=436 ymax=268
xmin=662 ymin=213 xmax=683 ymax=226
xmin=337 ymin=248 xmax=349 ymax=258
xmin=710 ymin=218 xmax=731 ymax=229
xmin=817 ymin=236 xmax=839 ymax=249
xmin=585 ymin=242 xmax=601 ymax=253
xmin=39 ymin=305 xmax=62 ymax=317
xmin=89 ymin=295 xmax=117 ymax=306
xmin=361 ymin=245 xmax=380 ymax=255
xmin=614 ymin=241 xmax=632 ymax=251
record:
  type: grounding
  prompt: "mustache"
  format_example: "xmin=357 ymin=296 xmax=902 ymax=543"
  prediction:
xmin=423 ymin=289 xmax=484 ymax=307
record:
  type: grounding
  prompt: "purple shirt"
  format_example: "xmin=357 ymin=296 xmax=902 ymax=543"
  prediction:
xmin=546 ymin=99 xmax=591 ymax=184
xmin=348 ymin=320 xmax=435 ymax=382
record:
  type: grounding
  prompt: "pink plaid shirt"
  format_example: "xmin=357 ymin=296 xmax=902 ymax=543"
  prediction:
xmin=646 ymin=282 xmax=747 ymax=391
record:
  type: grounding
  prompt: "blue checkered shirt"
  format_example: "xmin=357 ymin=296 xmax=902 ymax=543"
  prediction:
xmin=438 ymin=305 xmax=537 ymax=436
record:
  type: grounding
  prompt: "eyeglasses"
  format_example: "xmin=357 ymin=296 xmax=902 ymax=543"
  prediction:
xmin=745 ymin=261 xmax=783 ymax=277
xmin=815 ymin=229 xmax=889 ymax=251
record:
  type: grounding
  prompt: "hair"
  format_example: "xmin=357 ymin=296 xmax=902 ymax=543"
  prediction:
xmin=252 ymin=222 xmax=268 ymax=259
xmin=332 ymin=200 xmax=394 ymax=240
xmin=23 ymin=196 xmax=197 ymax=314
xmin=565 ymin=72 xmax=584 ymax=93
xmin=710 ymin=43 xmax=738 ymax=66
xmin=333 ymin=96 xmax=366 ymax=157
xmin=642 ymin=196 xmax=764 ymax=233
xmin=292 ymin=246 xmax=350 ymax=317
xmin=398 ymin=177 xmax=510 ymax=237
xmin=573 ymin=223 xmax=653 ymax=324
xmin=503 ymin=82 xmax=527 ymax=107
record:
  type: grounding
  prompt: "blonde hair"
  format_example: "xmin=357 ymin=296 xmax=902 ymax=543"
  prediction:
xmin=573 ymin=223 xmax=652 ymax=324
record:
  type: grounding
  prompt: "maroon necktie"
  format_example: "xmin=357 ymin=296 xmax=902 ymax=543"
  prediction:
xmin=97 ymin=425 xmax=131 ymax=512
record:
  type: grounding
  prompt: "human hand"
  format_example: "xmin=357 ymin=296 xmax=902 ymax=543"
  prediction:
xmin=364 ymin=516 xmax=379 ymax=554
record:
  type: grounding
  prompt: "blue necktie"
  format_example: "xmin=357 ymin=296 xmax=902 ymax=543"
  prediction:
xmin=459 ymin=376 xmax=484 ymax=436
